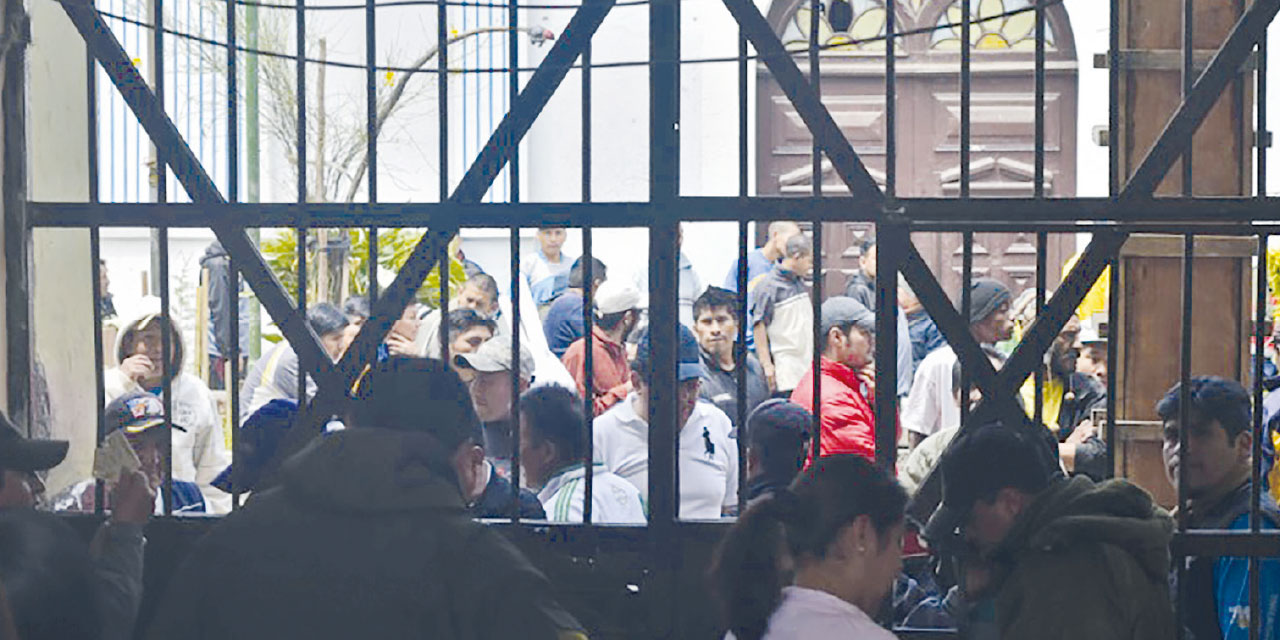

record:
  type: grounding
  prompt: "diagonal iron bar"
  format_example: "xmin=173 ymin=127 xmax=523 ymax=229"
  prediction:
xmin=719 ymin=0 xmax=883 ymax=205
xmin=1123 ymin=0 xmax=1280 ymax=198
xmin=61 ymin=0 xmax=342 ymax=394
xmin=330 ymin=0 xmax=617 ymax=390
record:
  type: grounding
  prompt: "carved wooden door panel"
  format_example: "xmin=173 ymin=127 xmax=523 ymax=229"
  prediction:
xmin=757 ymin=0 xmax=1079 ymax=302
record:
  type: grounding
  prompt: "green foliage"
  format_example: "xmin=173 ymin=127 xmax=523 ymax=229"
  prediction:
xmin=260 ymin=228 xmax=467 ymax=309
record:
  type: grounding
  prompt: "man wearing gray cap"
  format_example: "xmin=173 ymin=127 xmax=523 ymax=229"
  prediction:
xmin=455 ymin=333 xmax=536 ymax=480
xmin=902 ymin=278 xmax=1014 ymax=450
xmin=790 ymin=296 xmax=884 ymax=462
xmin=561 ymin=279 xmax=642 ymax=416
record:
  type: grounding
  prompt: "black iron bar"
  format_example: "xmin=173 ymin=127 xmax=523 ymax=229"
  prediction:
xmin=1108 ymin=0 xmax=1119 ymax=196
xmin=874 ymin=221 xmax=901 ymax=469
xmin=508 ymin=0 xmax=523 ymax=522
xmin=227 ymin=0 xmax=242 ymax=510
xmin=582 ymin=226 xmax=594 ymax=524
xmin=1034 ymin=0 xmax=1044 ymax=199
xmin=1104 ymin=249 xmax=1119 ymax=477
xmin=1177 ymin=234 xmax=1194 ymax=640
xmin=960 ymin=0 xmax=970 ymax=198
xmin=960 ymin=231 xmax=973 ymax=426
xmin=295 ymin=0 xmax=308 ymax=407
xmin=39 ymin=197 xmax=1280 ymax=228
xmin=159 ymin=227 xmax=175 ymax=516
xmin=734 ymin=25 xmax=748 ymax=515
xmin=1034 ymin=233 xmax=1046 ymax=425
xmin=884 ymin=0 xmax=895 ymax=200
xmin=581 ymin=28 xmax=594 ymax=524
xmin=1182 ymin=0 xmax=1193 ymax=198
xmin=88 ymin=44 xmax=107 ymax=514
xmin=2 ymin=0 xmax=29 ymax=433
xmin=367 ymin=0 xmax=378 ymax=302
xmin=808 ymin=0 xmax=821 ymax=464
xmin=1251 ymin=233 xmax=1266 ymax=640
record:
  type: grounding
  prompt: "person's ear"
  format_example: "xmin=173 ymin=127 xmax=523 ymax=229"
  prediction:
xmin=1233 ymin=429 xmax=1254 ymax=465
xmin=630 ymin=370 xmax=644 ymax=391
xmin=834 ymin=516 xmax=873 ymax=561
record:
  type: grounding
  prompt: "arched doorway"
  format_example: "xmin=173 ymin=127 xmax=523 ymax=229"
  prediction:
xmin=757 ymin=0 xmax=1079 ymax=296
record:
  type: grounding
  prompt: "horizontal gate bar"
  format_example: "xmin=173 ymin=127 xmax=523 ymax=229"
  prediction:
xmin=29 ymin=197 xmax=1280 ymax=228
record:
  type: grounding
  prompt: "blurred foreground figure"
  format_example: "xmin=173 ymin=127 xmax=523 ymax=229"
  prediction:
xmin=147 ymin=357 xmax=587 ymax=640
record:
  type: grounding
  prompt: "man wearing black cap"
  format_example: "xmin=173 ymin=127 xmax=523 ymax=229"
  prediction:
xmin=147 ymin=357 xmax=585 ymax=640
xmin=902 ymin=277 xmax=1014 ymax=450
xmin=789 ymin=296 xmax=885 ymax=462
xmin=1 ymin=412 xmax=154 ymax=640
xmin=927 ymin=422 xmax=1175 ymax=639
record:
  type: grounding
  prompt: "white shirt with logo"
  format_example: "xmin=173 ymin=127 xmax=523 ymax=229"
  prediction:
xmin=537 ymin=463 xmax=647 ymax=524
xmin=592 ymin=394 xmax=738 ymax=519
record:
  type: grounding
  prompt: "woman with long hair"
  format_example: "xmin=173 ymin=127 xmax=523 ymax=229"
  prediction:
xmin=710 ymin=454 xmax=907 ymax=640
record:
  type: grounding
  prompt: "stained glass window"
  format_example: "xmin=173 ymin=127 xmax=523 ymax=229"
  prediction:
xmin=929 ymin=0 xmax=1056 ymax=51
xmin=780 ymin=0 xmax=896 ymax=52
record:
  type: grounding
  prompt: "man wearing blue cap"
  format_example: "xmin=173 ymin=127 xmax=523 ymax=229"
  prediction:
xmin=593 ymin=324 xmax=739 ymax=519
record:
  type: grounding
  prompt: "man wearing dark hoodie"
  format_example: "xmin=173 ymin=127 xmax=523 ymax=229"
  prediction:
xmin=926 ymin=421 xmax=1176 ymax=640
xmin=146 ymin=357 xmax=586 ymax=640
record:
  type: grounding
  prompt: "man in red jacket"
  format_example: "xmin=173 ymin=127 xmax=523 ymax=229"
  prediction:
xmin=790 ymin=296 xmax=890 ymax=462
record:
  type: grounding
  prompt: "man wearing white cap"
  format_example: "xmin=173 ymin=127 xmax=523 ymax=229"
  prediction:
xmin=455 ymin=334 xmax=536 ymax=480
xmin=561 ymin=279 xmax=642 ymax=416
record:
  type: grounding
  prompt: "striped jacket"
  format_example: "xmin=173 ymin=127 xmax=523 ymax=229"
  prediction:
xmin=537 ymin=463 xmax=646 ymax=524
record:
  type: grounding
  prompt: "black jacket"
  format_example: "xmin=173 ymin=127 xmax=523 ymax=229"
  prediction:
xmin=146 ymin=428 xmax=583 ymax=640
xmin=698 ymin=348 xmax=769 ymax=429
xmin=473 ymin=466 xmax=546 ymax=520
xmin=1056 ymin=372 xmax=1108 ymax=481
xmin=844 ymin=271 xmax=876 ymax=312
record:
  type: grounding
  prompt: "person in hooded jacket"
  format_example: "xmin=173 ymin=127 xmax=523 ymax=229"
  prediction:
xmin=145 ymin=357 xmax=587 ymax=640
xmin=103 ymin=297 xmax=231 ymax=514
xmin=925 ymin=421 xmax=1176 ymax=640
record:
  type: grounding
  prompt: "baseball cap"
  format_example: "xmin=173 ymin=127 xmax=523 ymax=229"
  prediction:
xmin=820 ymin=296 xmax=875 ymax=339
xmin=594 ymin=280 xmax=641 ymax=316
xmin=924 ymin=421 xmax=1063 ymax=547
xmin=453 ymin=334 xmax=535 ymax=381
xmin=739 ymin=398 xmax=812 ymax=444
xmin=0 ymin=413 xmax=67 ymax=473
xmin=633 ymin=324 xmax=704 ymax=381
xmin=104 ymin=391 xmax=187 ymax=435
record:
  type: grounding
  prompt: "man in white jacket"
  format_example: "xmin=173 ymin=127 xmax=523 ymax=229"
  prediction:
xmin=103 ymin=297 xmax=231 ymax=513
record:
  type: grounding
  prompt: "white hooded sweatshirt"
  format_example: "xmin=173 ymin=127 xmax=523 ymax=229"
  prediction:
xmin=103 ymin=298 xmax=232 ymax=514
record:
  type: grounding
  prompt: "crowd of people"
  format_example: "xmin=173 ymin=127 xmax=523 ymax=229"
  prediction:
xmin=0 ymin=223 xmax=1275 ymax=639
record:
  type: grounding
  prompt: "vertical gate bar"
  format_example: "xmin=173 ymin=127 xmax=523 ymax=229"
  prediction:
xmin=1251 ymin=233 xmax=1266 ymax=640
xmin=295 ymin=0 xmax=309 ymax=408
xmin=1182 ymin=0 xmax=1193 ymax=195
xmin=437 ymin=234 xmax=449 ymax=370
xmin=366 ymin=0 xmax=378 ymax=301
xmin=1104 ymin=250 xmax=1119 ymax=476
xmin=509 ymin=226 xmax=522 ymax=521
xmin=960 ymin=0 xmax=970 ymax=197
xmin=1108 ymin=0 xmax=1119 ymax=195
xmin=582 ymin=228 xmax=594 ymax=523
xmin=735 ymin=27 xmax=748 ymax=514
xmin=154 ymin=0 xmax=167 ymax=205
xmin=507 ymin=0 xmax=522 ymax=521
xmin=227 ymin=0 xmax=243 ymax=510
xmin=884 ymin=0 xmax=895 ymax=200
xmin=649 ymin=0 xmax=680 ymax=564
xmin=88 ymin=46 xmax=108 ymax=514
xmin=1034 ymin=0 xmax=1045 ymax=199
xmin=1 ymin=0 xmax=28 ymax=432
xmin=159 ymin=228 xmax=174 ymax=515
xmin=1251 ymin=30 xmax=1267 ymax=638
xmin=438 ymin=0 xmax=448 ymax=200
xmin=960 ymin=232 xmax=974 ymax=425
xmin=1034 ymin=232 xmax=1046 ymax=425
xmin=581 ymin=33 xmax=594 ymax=523
xmin=1176 ymin=233 xmax=1194 ymax=640
xmin=155 ymin=0 xmax=174 ymax=516
xmin=808 ymin=0 xmax=822 ymax=463
xmin=874 ymin=224 xmax=899 ymax=469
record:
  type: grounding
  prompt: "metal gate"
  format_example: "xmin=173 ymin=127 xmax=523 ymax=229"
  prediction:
xmin=9 ymin=0 xmax=1280 ymax=635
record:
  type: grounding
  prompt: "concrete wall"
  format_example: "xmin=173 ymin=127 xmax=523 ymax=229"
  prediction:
xmin=27 ymin=0 xmax=94 ymax=496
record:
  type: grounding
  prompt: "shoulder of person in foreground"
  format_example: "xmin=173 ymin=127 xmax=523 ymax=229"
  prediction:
xmin=448 ymin=520 xmax=587 ymax=639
